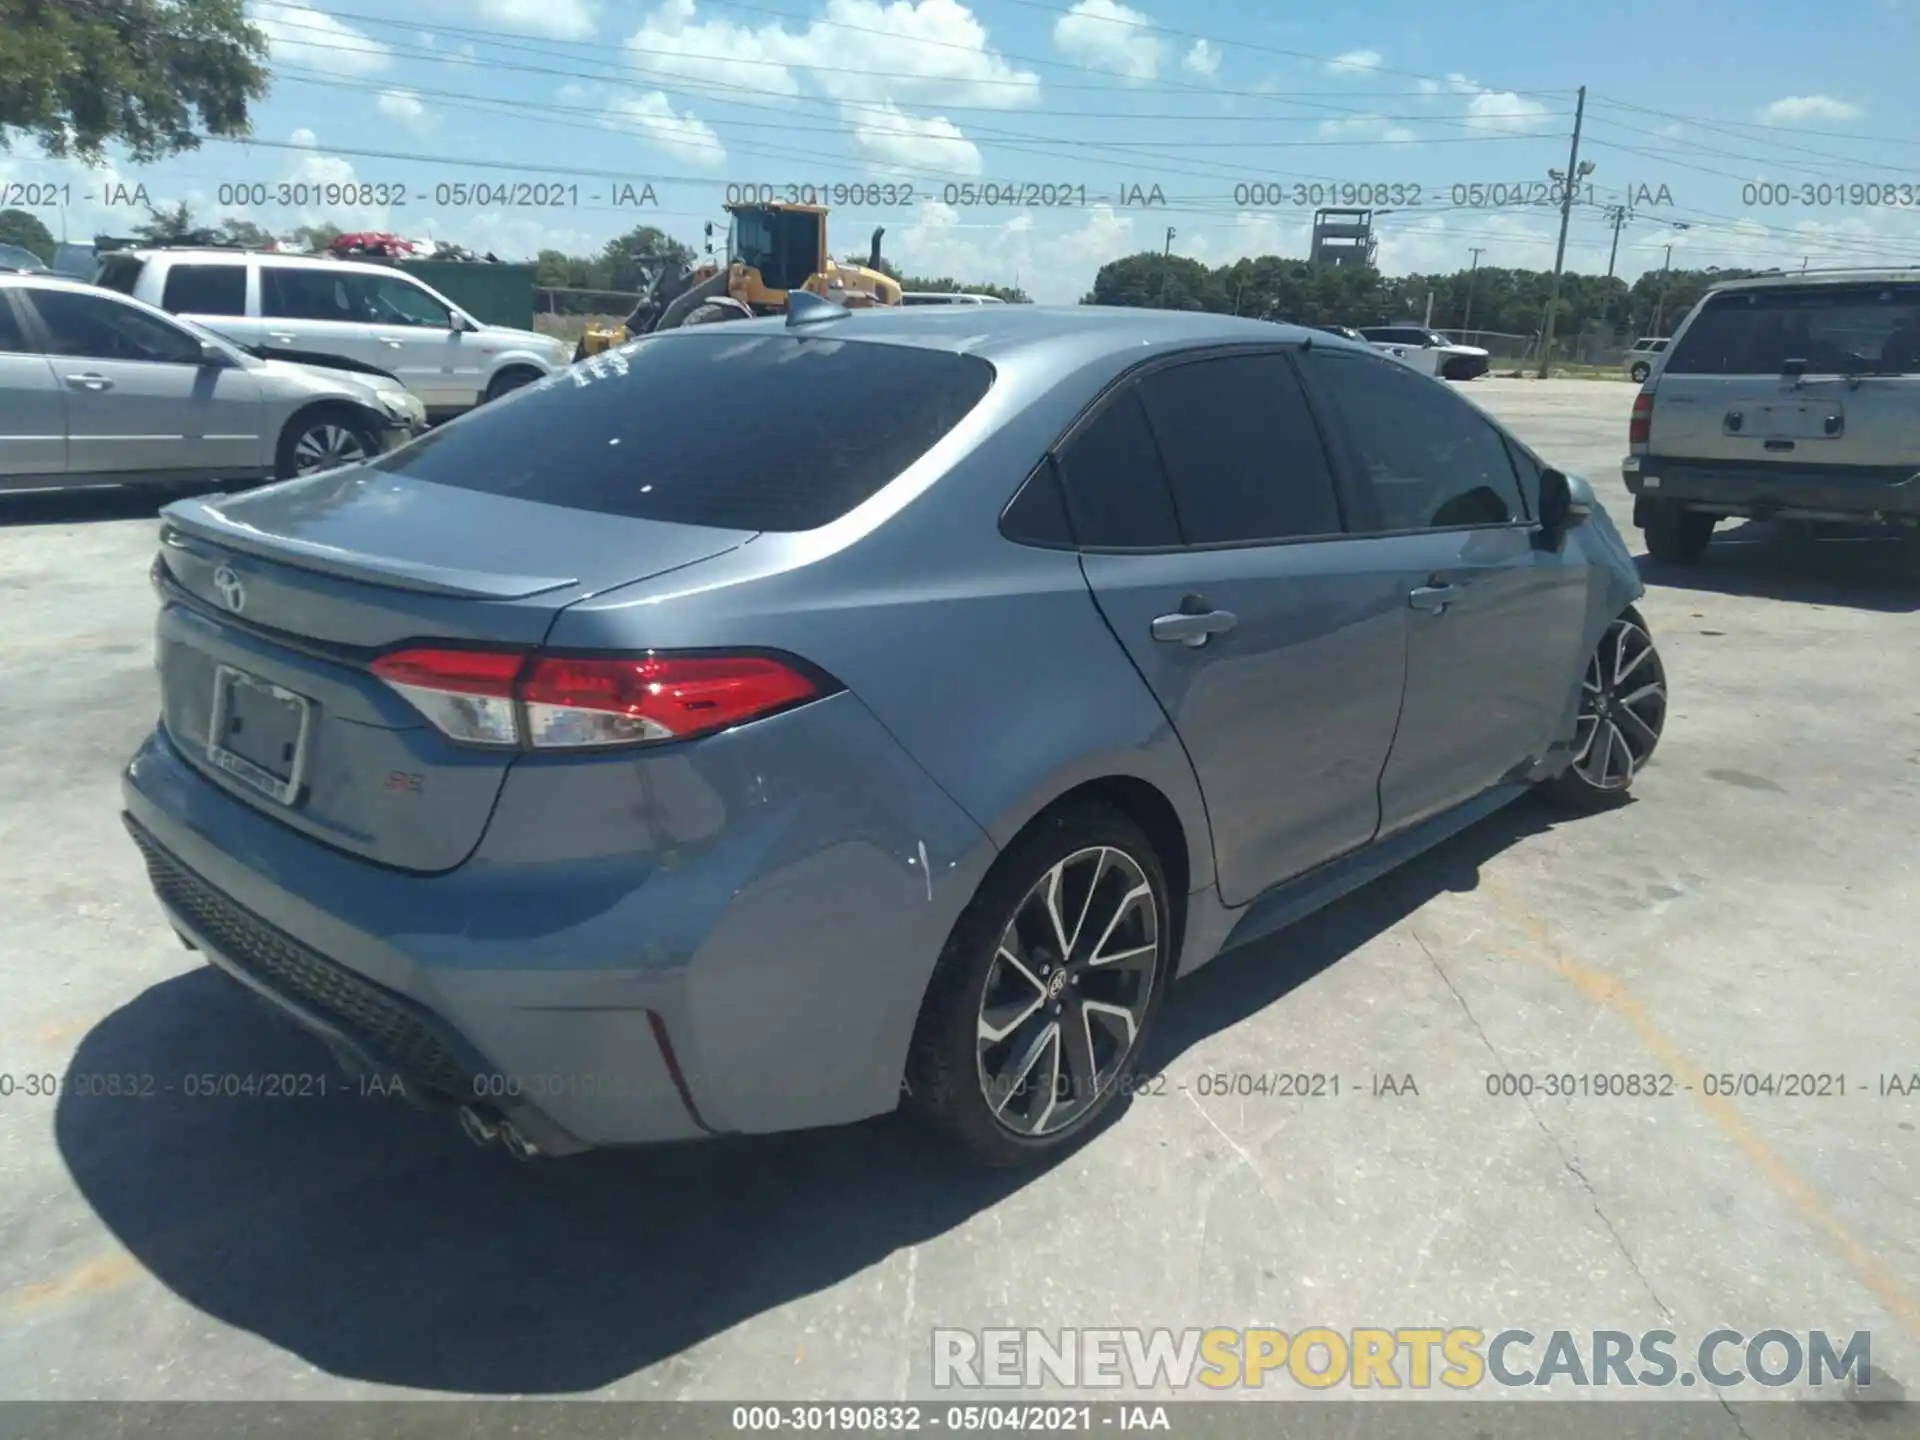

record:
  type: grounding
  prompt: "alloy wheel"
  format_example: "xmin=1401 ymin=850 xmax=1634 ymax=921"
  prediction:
xmin=975 ymin=846 xmax=1159 ymax=1138
xmin=292 ymin=423 xmax=369 ymax=474
xmin=1572 ymin=617 xmax=1667 ymax=790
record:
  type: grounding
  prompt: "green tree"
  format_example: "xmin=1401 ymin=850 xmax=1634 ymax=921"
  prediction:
xmin=289 ymin=222 xmax=343 ymax=252
xmin=598 ymin=224 xmax=693 ymax=291
xmin=0 ymin=206 xmax=56 ymax=262
xmin=131 ymin=200 xmax=198 ymax=243
xmin=213 ymin=215 xmax=275 ymax=248
xmin=0 ymin=0 xmax=270 ymax=165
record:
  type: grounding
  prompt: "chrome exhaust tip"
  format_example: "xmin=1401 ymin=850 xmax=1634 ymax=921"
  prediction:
xmin=457 ymin=1105 xmax=500 ymax=1147
xmin=499 ymin=1121 xmax=541 ymax=1162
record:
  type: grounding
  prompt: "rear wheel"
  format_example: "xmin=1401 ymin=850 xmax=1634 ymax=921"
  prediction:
xmin=1642 ymin=499 xmax=1716 ymax=564
xmin=1541 ymin=611 xmax=1668 ymax=809
xmin=485 ymin=367 xmax=541 ymax=402
xmin=1630 ymin=361 xmax=1651 ymax=382
xmin=905 ymin=805 xmax=1171 ymax=1167
xmin=275 ymin=407 xmax=377 ymax=480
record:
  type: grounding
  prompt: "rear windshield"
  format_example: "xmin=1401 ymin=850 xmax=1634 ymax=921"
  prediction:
xmin=1665 ymin=284 xmax=1920 ymax=375
xmin=372 ymin=332 xmax=996 ymax=531
xmin=95 ymin=254 xmax=144 ymax=295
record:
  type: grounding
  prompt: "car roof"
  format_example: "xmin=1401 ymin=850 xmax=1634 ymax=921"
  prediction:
xmin=666 ymin=304 xmax=1369 ymax=367
xmin=120 ymin=247 xmax=395 ymax=277
xmin=1703 ymin=267 xmax=1920 ymax=294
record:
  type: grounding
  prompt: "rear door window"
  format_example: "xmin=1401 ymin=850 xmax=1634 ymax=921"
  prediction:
xmin=372 ymin=333 xmax=996 ymax=532
xmin=262 ymin=267 xmax=359 ymax=322
xmin=1134 ymin=352 xmax=1343 ymax=544
xmin=161 ymin=264 xmax=246 ymax=316
xmin=1666 ymin=284 xmax=1920 ymax=375
xmin=1052 ymin=388 xmax=1182 ymax=548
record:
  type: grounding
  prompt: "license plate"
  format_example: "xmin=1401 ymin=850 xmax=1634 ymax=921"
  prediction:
xmin=1759 ymin=404 xmax=1841 ymax=440
xmin=206 ymin=665 xmax=313 ymax=807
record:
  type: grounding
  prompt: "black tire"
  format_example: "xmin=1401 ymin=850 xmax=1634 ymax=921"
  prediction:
xmin=1630 ymin=361 xmax=1651 ymax=382
xmin=1539 ymin=608 xmax=1667 ymax=811
xmin=571 ymin=338 xmax=588 ymax=363
xmin=904 ymin=804 xmax=1173 ymax=1167
xmin=1641 ymin=499 xmax=1716 ymax=564
xmin=274 ymin=406 xmax=379 ymax=481
xmin=682 ymin=301 xmax=744 ymax=326
xmin=484 ymin=367 xmax=541 ymax=402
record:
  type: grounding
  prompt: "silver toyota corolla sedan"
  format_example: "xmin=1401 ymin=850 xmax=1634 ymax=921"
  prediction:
xmin=0 ymin=274 xmax=424 ymax=494
xmin=121 ymin=303 xmax=1666 ymax=1166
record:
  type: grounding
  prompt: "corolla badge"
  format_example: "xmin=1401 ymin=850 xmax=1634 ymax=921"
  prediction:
xmin=212 ymin=565 xmax=246 ymax=613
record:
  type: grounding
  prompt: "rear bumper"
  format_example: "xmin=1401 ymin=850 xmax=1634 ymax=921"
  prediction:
xmin=120 ymin=694 xmax=997 ymax=1151
xmin=1622 ymin=455 xmax=1920 ymax=524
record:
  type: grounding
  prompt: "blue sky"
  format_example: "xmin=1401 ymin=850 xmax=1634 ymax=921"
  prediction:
xmin=4 ymin=0 xmax=1917 ymax=301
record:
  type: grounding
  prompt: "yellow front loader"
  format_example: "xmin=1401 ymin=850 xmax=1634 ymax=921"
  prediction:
xmin=574 ymin=203 xmax=901 ymax=359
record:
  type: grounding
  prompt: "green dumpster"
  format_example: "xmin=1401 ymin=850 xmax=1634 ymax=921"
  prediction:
xmin=396 ymin=260 xmax=537 ymax=330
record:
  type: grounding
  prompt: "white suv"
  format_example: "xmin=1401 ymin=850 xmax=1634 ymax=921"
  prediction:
xmin=1357 ymin=325 xmax=1492 ymax=380
xmin=97 ymin=248 xmax=572 ymax=422
xmin=1623 ymin=336 xmax=1670 ymax=383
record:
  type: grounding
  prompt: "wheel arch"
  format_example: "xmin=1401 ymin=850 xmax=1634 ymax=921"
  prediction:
xmin=486 ymin=363 xmax=546 ymax=399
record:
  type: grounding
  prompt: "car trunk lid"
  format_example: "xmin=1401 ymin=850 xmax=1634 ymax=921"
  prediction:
xmin=152 ymin=467 xmax=753 ymax=872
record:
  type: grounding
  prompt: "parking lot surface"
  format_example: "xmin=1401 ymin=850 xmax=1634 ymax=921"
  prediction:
xmin=1 ymin=379 xmax=1915 ymax=1419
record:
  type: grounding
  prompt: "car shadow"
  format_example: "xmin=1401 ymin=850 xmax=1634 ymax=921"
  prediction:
xmin=1636 ymin=520 xmax=1920 ymax=614
xmin=55 ymin=796 xmax=1565 ymax=1396
xmin=0 ymin=483 xmax=226 ymax=529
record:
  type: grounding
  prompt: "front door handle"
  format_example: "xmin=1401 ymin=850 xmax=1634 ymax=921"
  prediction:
xmin=1408 ymin=583 xmax=1456 ymax=614
xmin=64 ymin=372 xmax=113 ymax=391
xmin=1151 ymin=608 xmax=1237 ymax=647
xmin=268 ymin=332 xmax=298 ymax=345
xmin=375 ymin=335 xmax=406 ymax=348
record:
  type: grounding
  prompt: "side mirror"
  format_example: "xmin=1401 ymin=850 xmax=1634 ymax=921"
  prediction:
xmin=450 ymin=312 xmax=474 ymax=333
xmin=198 ymin=340 xmax=232 ymax=367
xmin=1536 ymin=467 xmax=1593 ymax=550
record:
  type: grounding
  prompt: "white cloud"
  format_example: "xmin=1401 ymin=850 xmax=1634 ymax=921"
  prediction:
xmin=1416 ymin=77 xmax=1442 ymax=96
xmin=845 ymin=101 xmax=981 ymax=176
xmin=606 ymin=92 xmax=726 ymax=166
xmin=1182 ymin=39 xmax=1219 ymax=77
xmin=474 ymin=0 xmax=598 ymax=39
xmin=288 ymin=127 xmax=318 ymax=148
xmin=1052 ymin=0 xmax=1164 ymax=84
xmin=892 ymin=200 xmax=1139 ymax=301
xmin=248 ymin=1 xmax=391 ymax=75
xmin=1443 ymin=75 xmax=1556 ymax=133
xmin=375 ymin=89 xmax=437 ymax=133
xmin=1316 ymin=113 xmax=1415 ymax=145
xmin=622 ymin=0 xmax=1039 ymax=108
xmin=1324 ymin=48 xmax=1383 ymax=77
xmin=1758 ymin=94 xmax=1864 ymax=124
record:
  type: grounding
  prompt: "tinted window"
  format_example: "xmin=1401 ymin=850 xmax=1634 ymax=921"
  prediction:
xmin=162 ymin=264 xmax=246 ymax=316
xmin=1001 ymin=464 xmax=1074 ymax=547
xmin=1135 ymin=353 xmax=1342 ymax=544
xmin=94 ymin=255 xmax=144 ymax=295
xmin=28 ymin=289 xmax=202 ymax=364
xmin=1307 ymin=350 xmax=1525 ymax=531
xmin=1052 ymin=388 xmax=1182 ymax=548
xmin=0 ymin=295 xmax=28 ymax=352
xmin=364 ymin=274 xmax=452 ymax=327
xmin=1666 ymin=285 xmax=1920 ymax=375
xmin=373 ymin=333 xmax=994 ymax=531
xmin=262 ymin=266 xmax=359 ymax=321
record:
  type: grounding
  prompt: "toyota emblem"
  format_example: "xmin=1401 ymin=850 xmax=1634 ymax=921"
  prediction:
xmin=213 ymin=565 xmax=246 ymax=613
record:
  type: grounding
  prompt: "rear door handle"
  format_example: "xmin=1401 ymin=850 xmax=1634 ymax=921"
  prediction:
xmin=1151 ymin=609 xmax=1237 ymax=647
xmin=375 ymin=335 xmax=406 ymax=348
xmin=268 ymin=332 xmax=298 ymax=345
xmin=1408 ymin=583 xmax=1456 ymax=614
xmin=64 ymin=373 xmax=113 ymax=391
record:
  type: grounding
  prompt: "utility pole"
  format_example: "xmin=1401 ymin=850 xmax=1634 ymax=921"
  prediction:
xmin=1157 ymin=228 xmax=1176 ymax=306
xmin=1462 ymin=246 xmax=1485 ymax=331
xmin=1164 ymin=227 xmax=1175 ymax=256
xmin=1535 ymin=85 xmax=1589 ymax=379
xmin=1651 ymin=243 xmax=1675 ymax=335
xmin=1603 ymin=203 xmax=1631 ymax=284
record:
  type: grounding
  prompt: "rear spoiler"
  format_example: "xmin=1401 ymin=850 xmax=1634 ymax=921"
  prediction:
xmin=159 ymin=494 xmax=579 ymax=600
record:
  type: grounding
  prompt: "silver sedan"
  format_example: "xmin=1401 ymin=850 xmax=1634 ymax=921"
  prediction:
xmin=0 ymin=274 xmax=425 ymax=495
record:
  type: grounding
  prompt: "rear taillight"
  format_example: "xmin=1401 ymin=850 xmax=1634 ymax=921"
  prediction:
xmin=1629 ymin=392 xmax=1653 ymax=450
xmin=369 ymin=648 xmax=825 ymax=750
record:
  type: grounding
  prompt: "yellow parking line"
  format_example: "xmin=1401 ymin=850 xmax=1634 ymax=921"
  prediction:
xmin=1481 ymin=875 xmax=1920 ymax=1341
xmin=4 ymin=1250 xmax=141 ymax=1316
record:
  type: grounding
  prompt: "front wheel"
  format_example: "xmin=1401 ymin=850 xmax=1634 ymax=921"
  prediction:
xmin=905 ymin=805 xmax=1171 ymax=1166
xmin=1540 ymin=611 xmax=1668 ymax=810
xmin=275 ymin=407 xmax=378 ymax=480
xmin=681 ymin=301 xmax=745 ymax=326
